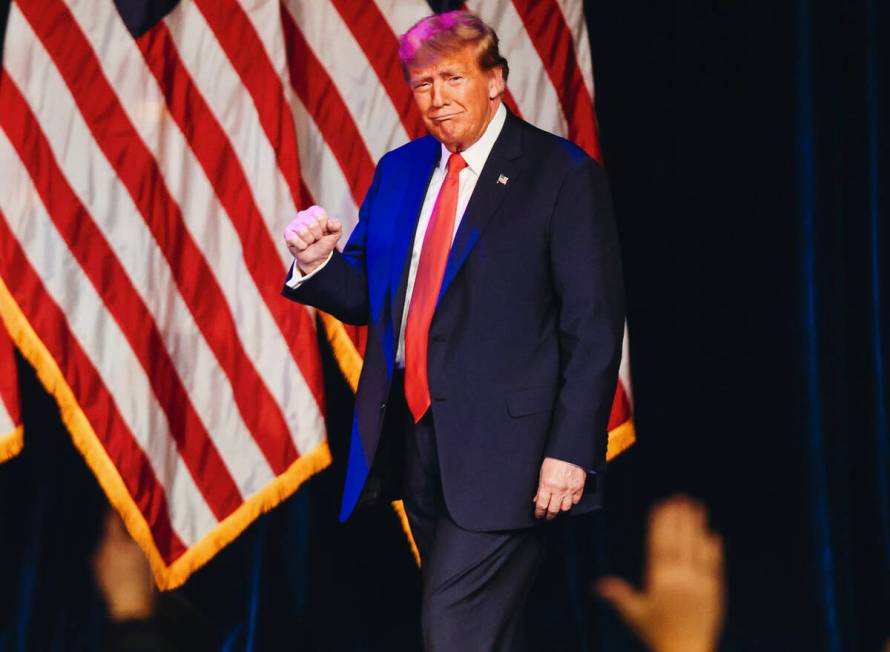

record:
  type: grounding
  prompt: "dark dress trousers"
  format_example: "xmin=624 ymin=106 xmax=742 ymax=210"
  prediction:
xmin=283 ymin=110 xmax=624 ymax=649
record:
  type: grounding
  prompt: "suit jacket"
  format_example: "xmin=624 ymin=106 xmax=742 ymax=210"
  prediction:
xmin=283 ymin=110 xmax=624 ymax=531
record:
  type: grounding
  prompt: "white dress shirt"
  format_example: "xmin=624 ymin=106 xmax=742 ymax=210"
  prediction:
xmin=287 ymin=103 xmax=507 ymax=368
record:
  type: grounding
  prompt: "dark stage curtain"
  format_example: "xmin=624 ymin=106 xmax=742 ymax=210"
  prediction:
xmin=586 ymin=0 xmax=889 ymax=649
xmin=1 ymin=1 xmax=887 ymax=650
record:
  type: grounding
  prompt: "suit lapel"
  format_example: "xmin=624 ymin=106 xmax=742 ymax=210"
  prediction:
xmin=436 ymin=111 xmax=524 ymax=308
xmin=388 ymin=136 xmax=440 ymax=345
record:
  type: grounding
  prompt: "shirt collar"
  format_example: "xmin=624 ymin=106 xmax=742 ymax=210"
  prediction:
xmin=438 ymin=102 xmax=507 ymax=176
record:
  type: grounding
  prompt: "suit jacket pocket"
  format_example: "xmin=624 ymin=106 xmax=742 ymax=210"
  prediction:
xmin=506 ymin=386 xmax=556 ymax=418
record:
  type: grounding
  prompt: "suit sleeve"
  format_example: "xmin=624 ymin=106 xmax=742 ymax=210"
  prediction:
xmin=280 ymin=161 xmax=385 ymax=325
xmin=544 ymin=158 xmax=625 ymax=471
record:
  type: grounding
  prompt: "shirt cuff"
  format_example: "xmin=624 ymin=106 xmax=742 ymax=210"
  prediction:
xmin=285 ymin=252 xmax=333 ymax=289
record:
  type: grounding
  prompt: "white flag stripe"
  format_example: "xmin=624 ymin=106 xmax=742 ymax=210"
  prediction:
xmin=290 ymin=93 xmax=361 ymax=238
xmin=167 ymin=1 xmax=295 ymax=268
xmin=620 ymin=323 xmax=633 ymax=410
xmin=467 ymin=0 xmax=568 ymax=136
xmin=371 ymin=0 xmax=431 ymax=38
xmin=0 ymin=404 xmax=13 ymax=436
xmin=0 ymin=128 xmax=216 ymax=548
xmin=2 ymin=15 xmax=279 ymax=498
xmin=555 ymin=0 xmax=595 ymax=100
xmin=282 ymin=0 xmax=411 ymax=163
xmin=65 ymin=0 xmax=325 ymax=458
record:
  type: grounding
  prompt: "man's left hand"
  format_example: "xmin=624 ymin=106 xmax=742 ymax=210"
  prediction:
xmin=534 ymin=457 xmax=586 ymax=520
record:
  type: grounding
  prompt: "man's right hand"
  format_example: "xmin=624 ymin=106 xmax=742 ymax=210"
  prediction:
xmin=283 ymin=205 xmax=342 ymax=275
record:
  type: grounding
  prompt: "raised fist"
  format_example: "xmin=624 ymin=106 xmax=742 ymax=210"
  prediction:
xmin=283 ymin=205 xmax=343 ymax=275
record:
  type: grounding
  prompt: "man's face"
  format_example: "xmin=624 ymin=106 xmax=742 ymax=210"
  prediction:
xmin=408 ymin=46 xmax=504 ymax=152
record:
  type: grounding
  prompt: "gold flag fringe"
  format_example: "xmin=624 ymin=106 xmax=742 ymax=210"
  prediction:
xmin=391 ymin=499 xmax=422 ymax=566
xmin=606 ymin=419 xmax=636 ymax=462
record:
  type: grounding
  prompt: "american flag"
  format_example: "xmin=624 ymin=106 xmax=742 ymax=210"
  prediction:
xmin=0 ymin=0 xmax=635 ymax=590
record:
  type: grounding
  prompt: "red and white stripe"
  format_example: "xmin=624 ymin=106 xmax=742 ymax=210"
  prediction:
xmin=0 ymin=0 xmax=327 ymax=583
xmin=7 ymin=7 xmax=278 ymax=498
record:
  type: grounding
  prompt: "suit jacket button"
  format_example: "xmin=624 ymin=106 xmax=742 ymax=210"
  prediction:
xmin=380 ymin=402 xmax=386 ymax=410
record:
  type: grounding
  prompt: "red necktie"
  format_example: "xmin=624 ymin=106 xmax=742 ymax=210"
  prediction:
xmin=404 ymin=153 xmax=467 ymax=422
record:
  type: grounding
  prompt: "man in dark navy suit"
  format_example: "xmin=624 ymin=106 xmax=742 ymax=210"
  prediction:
xmin=282 ymin=10 xmax=623 ymax=651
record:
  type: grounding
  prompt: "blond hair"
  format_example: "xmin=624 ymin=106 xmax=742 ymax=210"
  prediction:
xmin=399 ymin=10 xmax=509 ymax=82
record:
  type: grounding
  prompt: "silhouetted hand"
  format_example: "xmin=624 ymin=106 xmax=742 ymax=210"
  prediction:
xmin=596 ymin=495 xmax=725 ymax=652
xmin=93 ymin=509 xmax=156 ymax=622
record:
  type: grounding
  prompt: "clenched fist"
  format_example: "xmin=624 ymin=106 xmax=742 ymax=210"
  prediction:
xmin=283 ymin=205 xmax=343 ymax=275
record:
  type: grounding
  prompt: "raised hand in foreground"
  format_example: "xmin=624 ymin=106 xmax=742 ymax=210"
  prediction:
xmin=596 ymin=495 xmax=725 ymax=652
xmin=93 ymin=509 xmax=155 ymax=622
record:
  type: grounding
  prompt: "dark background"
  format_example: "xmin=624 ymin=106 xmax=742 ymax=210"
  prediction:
xmin=1 ymin=0 xmax=888 ymax=650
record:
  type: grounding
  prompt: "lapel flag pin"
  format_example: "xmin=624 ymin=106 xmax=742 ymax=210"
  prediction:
xmin=497 ymin=174 xmax=509 ymax=185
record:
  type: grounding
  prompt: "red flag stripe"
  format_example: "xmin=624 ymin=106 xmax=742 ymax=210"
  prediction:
xmin=0 ymin=74 xmax=245 ymax=519
xmin=607 ymin=382 xmax=632 ymax=431
xmin=280 ymin=4 xmax=376 ymax=205
xmin=193 ymin=0 xmax=307 ymax=209
xmin=0 ymin=211 xmax=188 ymax=564
xmin=0 ymin=325 xmax=19 ymax=426
xmin=300 ymin=179 xmax=317 ymax=208
xmin=17 ymin=0 xmax=300 ymax=477
xmin=330 ymin=0 xmax=427 ymax=141
xmin=509 ymin=0 xmax=602 ymax=163
xmin=136 ymin=23 xmax=325 ymax=412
